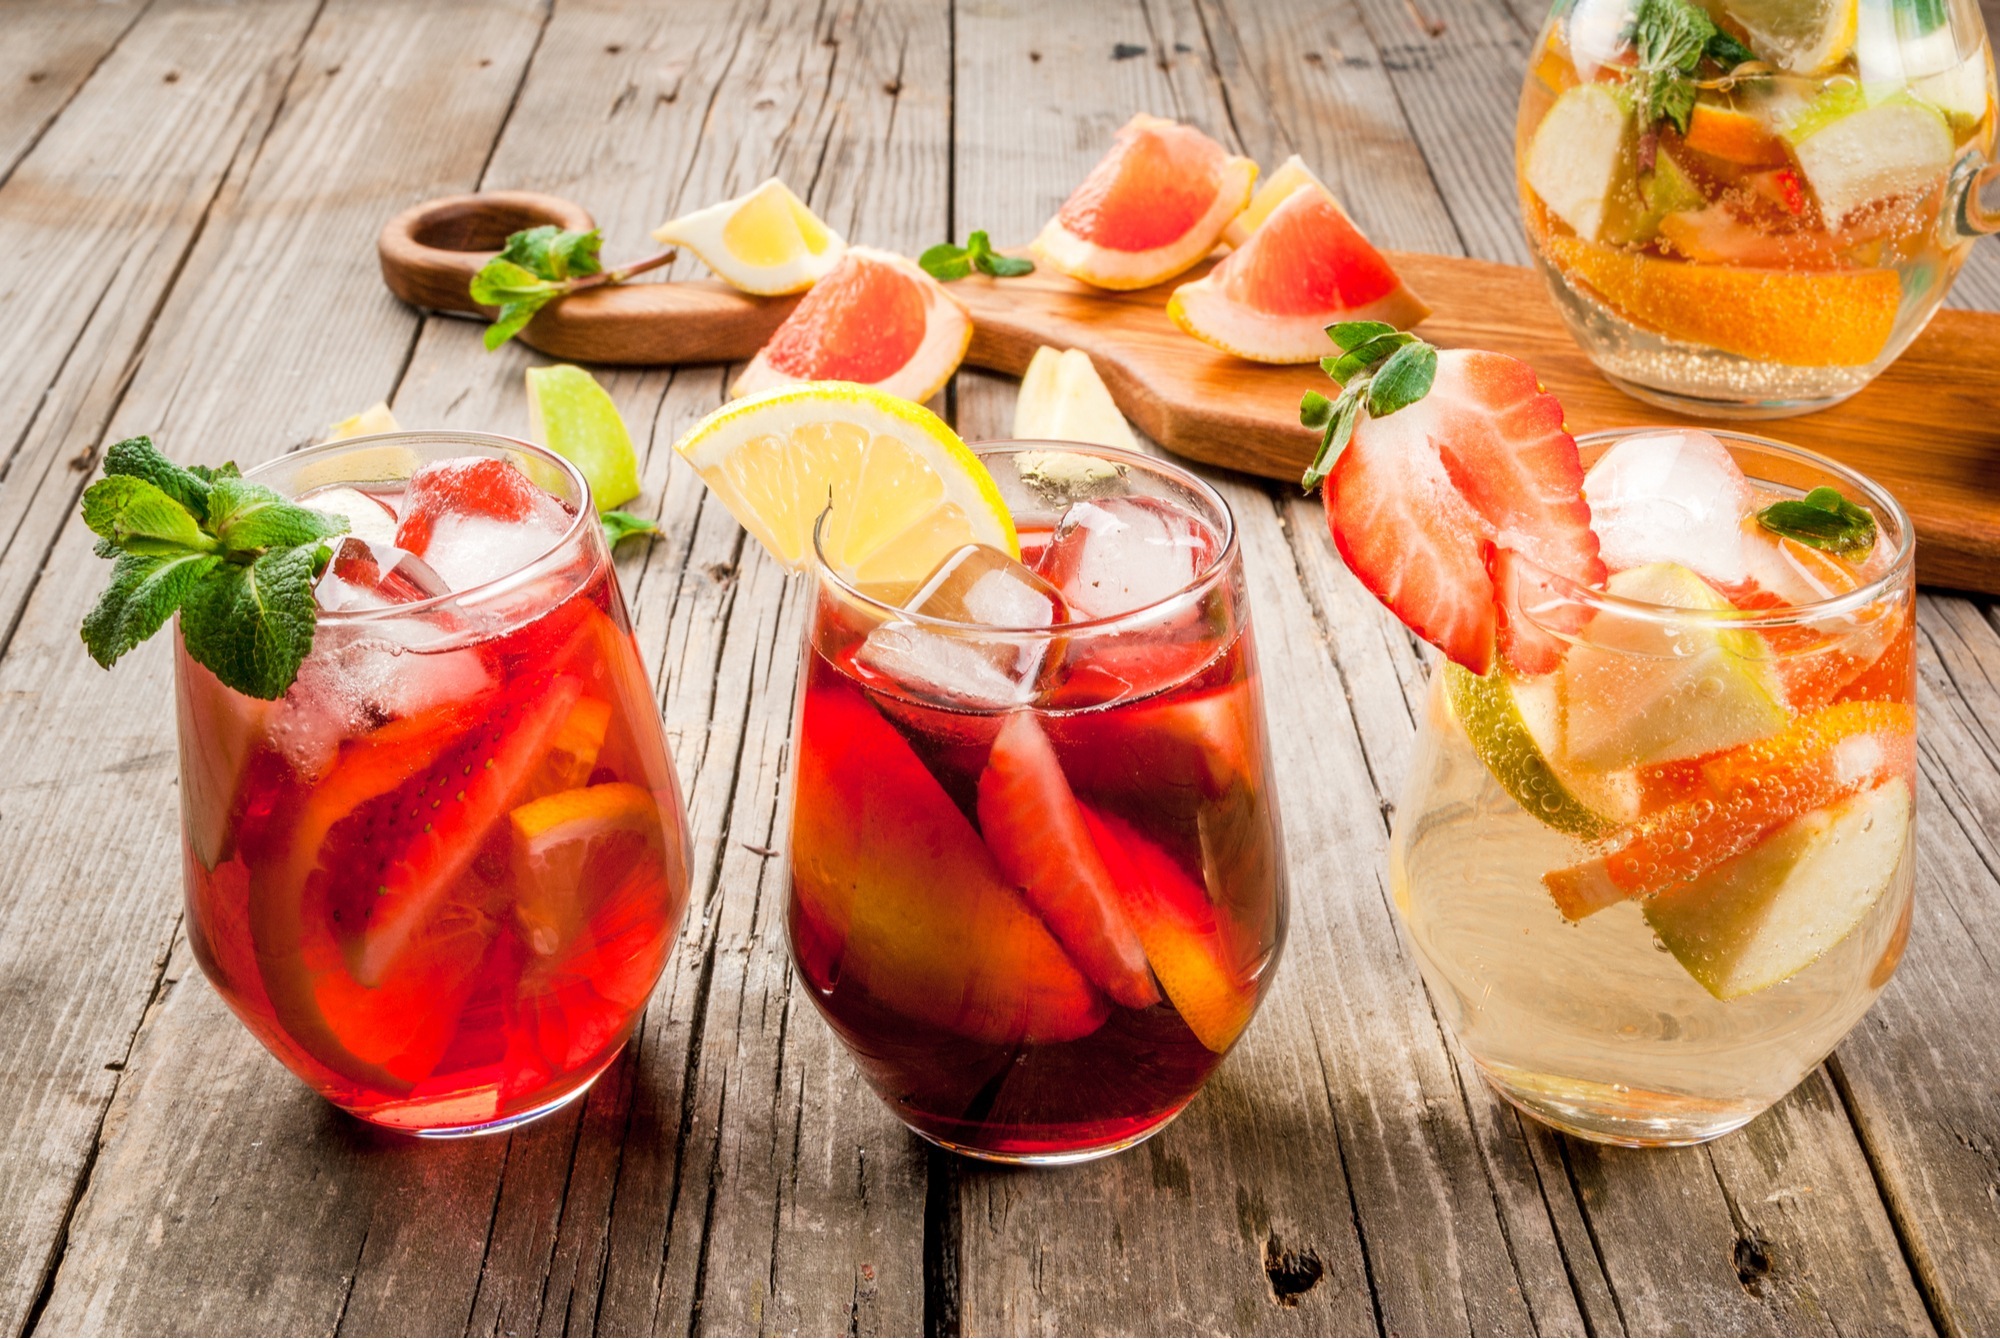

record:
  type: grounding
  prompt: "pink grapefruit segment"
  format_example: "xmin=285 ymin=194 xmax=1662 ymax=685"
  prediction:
xmin=1169 ymin=185 xmax=1429 ymax=364
xmin=1034 ymin=114 xmax=1256 ymax=291
xmin=731 ymin=246 xmax=972 ymax=403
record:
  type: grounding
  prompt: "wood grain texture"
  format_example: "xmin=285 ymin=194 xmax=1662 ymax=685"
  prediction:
xmin=0 ymin=0 xmax=146 ymax=187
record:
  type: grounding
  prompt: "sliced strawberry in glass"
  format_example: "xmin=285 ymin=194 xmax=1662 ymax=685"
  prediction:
xmin=395 ymin=456 xmax=554 ymax=555
xmin=1083 ymin=805 xmax=1257 ymax=1053
xmin=790 ymin=675 xmax=1108 ymax=1045
xmin=1043 ymin=671 xmax=1257 ymax=817
xmin=976 ymin=711 xmax=1161 ymax=1009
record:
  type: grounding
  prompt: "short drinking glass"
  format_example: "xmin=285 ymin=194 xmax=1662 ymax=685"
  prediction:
xmin=786 ymin=442 xmax=1288 ymax=1163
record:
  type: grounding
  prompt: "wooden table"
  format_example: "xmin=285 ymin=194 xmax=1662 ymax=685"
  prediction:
xmin=4 ymin=0 xmax=2000 ymax=1333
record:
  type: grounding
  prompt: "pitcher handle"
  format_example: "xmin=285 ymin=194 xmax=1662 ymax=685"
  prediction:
xmin=1946 ymin=151 xmax=2000 ymax=241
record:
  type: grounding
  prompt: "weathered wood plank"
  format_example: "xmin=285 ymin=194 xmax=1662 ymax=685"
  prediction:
xmin=0 ymin=0 xmax=146 ymax=187
xmin=6 ymin=3 xmax=553 ymax=1333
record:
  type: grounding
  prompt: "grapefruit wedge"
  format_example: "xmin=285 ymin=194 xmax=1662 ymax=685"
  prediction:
xmin=731 ymin=247 xmax=972 ymax=403
xmin=1169 ymin=183 xmax=1430 ymax=364
xmin=1034 ymin=114 xmax=1256 ymax=291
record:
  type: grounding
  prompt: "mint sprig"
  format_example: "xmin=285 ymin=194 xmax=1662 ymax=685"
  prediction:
xmin=919 ymin=230 xmax=1035 ymax=282
xmin=79 ymin=437 xmax=349 ymax=700
xmin=1756 ymin=486 xmax=1877 ymax=560
xmin=1628 ymin=0 xmax=1767 ymax=141
xmin=1299 ymin=321 xmax=1439 ymax=491
xmin=601 ymin=509 xmax=662 ymax=547
xmin=469 ymin=225 xmax=678 ymax=351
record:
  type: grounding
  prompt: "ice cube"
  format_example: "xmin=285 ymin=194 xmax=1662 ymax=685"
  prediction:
xmin=1035 ymin=496 xmax=1217 ymax=619
xmin=303 ymin=485 xmax=399 ymax=548
xmin=1583 ymin=430 xmax=1756 ymax=588
xmin=853 ymin=545 xmax=1067 ymax=708
xmin=268 ymin=628 xmax=493 ymax=780
xmin=395 ymin=456 xmax=573 ymax=592
xmin=315 ymin=536 xmax=450 ymax=612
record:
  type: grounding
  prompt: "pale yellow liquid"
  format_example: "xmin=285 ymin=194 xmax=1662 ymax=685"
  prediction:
xmin=1390 ymin=673 xmax=1913 ymax=1144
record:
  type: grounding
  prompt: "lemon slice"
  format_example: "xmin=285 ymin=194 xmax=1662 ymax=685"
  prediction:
xmin=673 ymin=382 xmax=1016 ymax=601
xmin=325 ymin=401 xmax=400 ymax=441
xmin=653 ymin=178 xmax=846 ymax=296
xmin=1721 ymin=0 xmax=1857 ymax=74
xmin=1220 ymin=153 xmax=1331 ymax=248
xmin=1012 ymin=346 xmax=1138 ymax=451
xmin=526 ymin=364 xmax=641 ymax=512
xmin=510 ymin=781 xmax=663 ymax=955
xmin=1445 ymin=663 xmax=1635 ymax=840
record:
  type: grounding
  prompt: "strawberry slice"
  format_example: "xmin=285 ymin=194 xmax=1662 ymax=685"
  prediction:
xmin=1324 ymin=348 xmax=1604 ymax=675
xmin=977 ymin=712 xmax=1161 ymax=1010
xmin=395 ymin=456 xmax=551 ymax=556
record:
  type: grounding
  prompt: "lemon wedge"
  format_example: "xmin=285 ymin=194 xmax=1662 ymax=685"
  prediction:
xmin=1221 ymin=153 xmax=1332 ymax=248
xmin=325 ymin=401 xmax=400 ymax=441
xmin=673 ymin=382 xmax=1016 ymax=602
xmin=653 ymin=178 xmax=846 ymax=296
xmin=1721 ymin=0 xmax=1857 ymax=75
xmin=526 ymin=364 xmax=641 ymax=512
xmin=1012 ymin=346 xmax=1138 ymax=451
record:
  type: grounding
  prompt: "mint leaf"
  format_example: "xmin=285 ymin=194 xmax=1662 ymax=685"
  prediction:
xmin=919 ymin=242 xmax=974 ymax=281
xmin=1705 ymin=29 xmax=1756 ymax=66
xmin=1365 ymin=343 xmax=1439 ymax=417
xmin=179 ymin=546 xmax=323 ymax=700
xmin=1756 ymin=486 xmax=1877 ymax=560
xmin=82 ymin=476 xmax=213 ymax=555
xmin=483 ymin=296 xmax=554 ymax=351
xmin=979 ymin=252 xmax=1036 ymax=278
xmin=470 ymin=258 xmax=558 ymax=308
xmin=1327 ymin=320 xmax=1399 ymax=351
xmin=188 ymin=461 xmax=241 ymax=483
xmin=80 ymin=550 xmax=221 ymax=669
xmin=498 ymin=226 xmax=603 ymax=281
xmin=602 ymin=509 xmax=662 ymax=546
xmin=1635 ymin=0 xmax=1714 ymax=71
xmin=206 ymin=477 xmax=348 ymax=551
xmin=104 ymin=436 xmax=216 ymax=515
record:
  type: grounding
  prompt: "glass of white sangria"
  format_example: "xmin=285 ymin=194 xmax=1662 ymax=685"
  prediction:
xmin=1389 ymin=428 xmax=1915 ymax=1144
xmin=1517 ymin=0 xmax=1997 ymax=416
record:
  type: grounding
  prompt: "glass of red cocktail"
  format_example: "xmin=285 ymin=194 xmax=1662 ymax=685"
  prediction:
xmin=787 ymin=441 xmax=1287 ymax=1163
xmin=177 ymin=431 xmax=691 ymax=1135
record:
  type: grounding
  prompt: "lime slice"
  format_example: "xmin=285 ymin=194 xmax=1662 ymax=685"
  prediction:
xmin=1645 ymin=779 xmax=1910 ymax=999
xmin=673 ymin=382 xmax=1016 ymax=602
xmin=1012 ymin=346 xmax=1138 ymax=451
xmin=1722 ymin=0 xmax=1858 ymax=74
xmin=1560 ymin=562 xmax=1789 ymax=771
xmin=526 ymin=364 xmax=641 ymax=513
xmin=1445 ymin=663 xmax=1634 ymax=840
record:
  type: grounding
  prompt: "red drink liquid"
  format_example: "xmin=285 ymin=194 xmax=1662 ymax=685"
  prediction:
xmin=788 ymin=517 xmax=1286 ymax=1161
xmin=177 ymin=455 xmax=690 ymax=1134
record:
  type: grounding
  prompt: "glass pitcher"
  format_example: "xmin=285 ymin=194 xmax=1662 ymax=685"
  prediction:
xmin=1516 ymin=0 xmax=1997 ymax=416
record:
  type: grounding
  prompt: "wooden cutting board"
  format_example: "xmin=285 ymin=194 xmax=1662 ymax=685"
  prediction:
xmin=379 ymin=191 xmax=2000 ymax=592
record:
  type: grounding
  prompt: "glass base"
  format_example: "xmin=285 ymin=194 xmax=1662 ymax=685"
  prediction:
xmin=1475 ymin=1059 xmax=1766 ymax=1147
xmin=366 ymin=1051 xmax=618 ymax=1138
xmin=906 ymin=1102 xmax=1188 ymax=1165
xmin=1600 ymin=371 xmax=1861 ymax=422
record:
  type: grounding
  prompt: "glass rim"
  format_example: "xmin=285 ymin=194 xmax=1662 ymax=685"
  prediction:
xmin=244 ymin=428 xmax=595 ymax=625
xmin=806 ymin=439 xmax=1240 ymax=636
xmin=1530 ymin=426 xmax=1918 ymax=632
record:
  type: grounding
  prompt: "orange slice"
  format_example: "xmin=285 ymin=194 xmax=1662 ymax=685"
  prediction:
xmin=1545 ymin=233 xmax=1901 ymax=367
xmin=510 ymin=781 xmax=667 ymax=956
xmin=1683 ymin=103 xmax=1791 ymax=167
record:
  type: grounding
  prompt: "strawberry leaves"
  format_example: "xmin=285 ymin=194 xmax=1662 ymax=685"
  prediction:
xmin=79 ymin=436 xmax=349 ymax=700
xmin=1299 ymin=321 xmax=1438 ymax=491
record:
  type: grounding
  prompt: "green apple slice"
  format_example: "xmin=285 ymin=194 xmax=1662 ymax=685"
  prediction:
xmin=1561 ymin=562 xmax=1789 ymax=771
xmin=1525 ymin=82 xmax=1635 ymax=242
xmin=1601 ymin=150 xmax=1707 ymax=246
xmin=1446 ymin=663 xmax=1637 ymax=840
xmin=1645 ymin=779 xmax=1911 ymax=999
xmin=1784 ymin=91 xmax=1953 ymax=224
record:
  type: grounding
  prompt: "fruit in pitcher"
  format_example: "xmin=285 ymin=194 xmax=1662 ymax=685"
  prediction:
xmin=1169 ymin=184 xmax=1430 ymax=363
xmin=1522 ymin=83 xmax=1634 ymax=243
xmin=652 ymin=177 xmax=846 ymax=295
xmin=1033 ymin=114 xmax=1257 ymax=290
xmin=1644 ymin=779 xmax=1911 ymax=999
xmin=1321 ymin=346 xmax=1605 ymax=676
xmin=789 ymin=676 xmax=1108 ymax=1045
xmin=731 ymin=248 xmax=972 ymax=403
xmin=673 ymin=383 xmax=1014 ymax=601
xmin=1784 ymin=94 xmax=1954 ymax=225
